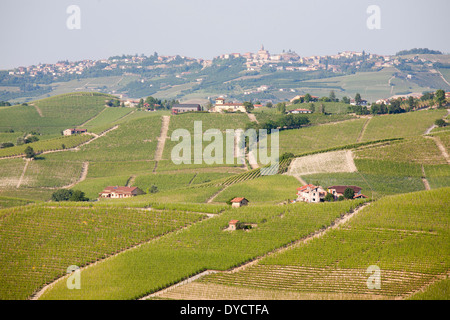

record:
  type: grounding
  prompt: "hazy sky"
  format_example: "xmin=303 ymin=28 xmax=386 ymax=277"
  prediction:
xmin=1 ymin=0 xmax=449 ymax=69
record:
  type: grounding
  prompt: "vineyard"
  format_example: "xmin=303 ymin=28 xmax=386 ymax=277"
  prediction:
xmin=0 ymin=92 xmax=112 ymax=134
xmin=0 ymin=89 xmax=448 ymax=301
xmin=359 ymin=109 xmax=448 ymax=142
xmin=0 ymin=134 xmax=93 ymax=158
xmin=0 ymin=204 xmax=205 ymax=300
xmin=213 ymin=175 xmax=300 ymax=204
xmin=197 ymin=187 xmax=450 ymax=299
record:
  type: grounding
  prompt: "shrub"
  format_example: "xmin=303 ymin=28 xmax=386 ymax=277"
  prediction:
xmin=324 ymin=193 xmax=335 ymax=202
xmin=435 ymin=119 xmax=446 ymax=127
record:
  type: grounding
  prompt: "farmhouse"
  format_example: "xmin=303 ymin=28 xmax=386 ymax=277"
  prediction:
xmin=171 ymin=104 xmax=201 ymax=115
xmin=327 ymin=185 xmax=366 ymax=200
xmin=296 ymin=184 xmax=327 ymax=203
xmin=230 ymin=197 xmax=249 ymax=208
xmin=99 ymin=186 xmax=144 ymax=199
xmin=288 ymin=108 xmax=312 ymax=114
xmin=211 ymin=97 xmax=246 ymax=113
xmin=63 ymin=128 xmax=87 ymax=136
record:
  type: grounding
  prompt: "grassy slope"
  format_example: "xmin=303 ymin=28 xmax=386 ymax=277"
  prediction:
xmin=0 ymin=204 xmax=205 ymax=300
xmin=201 ymin=188 xmax=450 ymax=298
xmin=0 ymin=93 xmax=111 ymax=134
xmin=39 ymin=200 xmax=363 ymax=299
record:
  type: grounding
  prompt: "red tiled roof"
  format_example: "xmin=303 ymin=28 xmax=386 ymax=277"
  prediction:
xmin=229 ymin=220 xmax=240 ymax=224
xmin=101 ymin=186 xmax=138 ymax=195
xmin=296 ymin=184 xmax=317 ymax=191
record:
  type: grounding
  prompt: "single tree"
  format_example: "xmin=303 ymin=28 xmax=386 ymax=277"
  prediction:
xmin=24 ymin=146 xmax=35 ymax=159
xmin=276 ymin=102 xmax=286 ymax=114
xmin=148 ymin=185 xmax=158 ymax=194
xmin=435 ymin=119 xmax=446 ymax=127
xmin=69 ymin=190 xmax=89 ymax=202
xmin=355 ymin=93 xmax=362 ymax=105
xmin=329 ymin=90 xmax=336 ymax=102
xmin=266 ymin=102 xmax=273 ymax=108
xmin=435 ymin=89 xmax=446 ymax=107
xmin=243 ymin=101 xmax=254 ymax=113
xmin=304 ymin=93 xmax=312 ymax=103
xmin=324 ymin=193 xmax=335 ymax=202
xmin=309 ymin=103 xmax=315 ymax=113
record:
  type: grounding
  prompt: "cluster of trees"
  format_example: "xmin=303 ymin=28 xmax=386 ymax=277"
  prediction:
xmin=350 ymin=89 xmax=447 ymax=115
xmin=396 ymin=48 xmax=442 ymax=56
xmin=0 ymin=100 xmax=11 ymax=106
xmin=51 ymin=189 xmax=89 ymax=202
xmin=137 ymin=96 xmax=179 ymax=110
xmin=106 ymin=99 xmax=122 ymax=107
xmin=1 ymin=134 xmax=40 ymax=149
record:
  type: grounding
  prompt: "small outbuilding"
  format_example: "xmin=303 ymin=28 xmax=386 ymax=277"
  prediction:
xmin=228 ymin=220 xmax=241 ymax=231
xmin=230 ymin=197 xmax=249 ymax=208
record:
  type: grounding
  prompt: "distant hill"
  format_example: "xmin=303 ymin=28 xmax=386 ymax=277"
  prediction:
xmin=396 ymin=48 xmax=443 ymax=56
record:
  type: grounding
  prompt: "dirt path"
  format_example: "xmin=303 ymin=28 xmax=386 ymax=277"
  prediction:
xmin=291 ymin=174 xmax=307 ymax=186
xmin=145 ymin=202 xmax=372 ymax=300
xmin=426 ymin=135 xmax=450 ymax=164
xmin=421 ymin=165 xmax=430 ymax=191
xmin=32 ymin=104 xmax=44 ymax=117
xmin=0 ymin=125 xmax=119 ymax=161
xmin=29 ymin=212 xmax=214 ymax=300
xmin=152 ymin=116 xmax=170 ymax=173
xmin=424 ymin=109 xmax=450 ymax=135
xmin=356 ymin=116 xmax=372 ymax=143
xmin=16 ymin=159 xmax=30 ymax=188
xmin=155 ymin=116 xmax=170 ymax=161
xmin=247 ymin=113 xmax=258 ymax=123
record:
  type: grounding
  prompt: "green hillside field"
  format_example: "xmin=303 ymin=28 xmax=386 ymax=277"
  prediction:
xmin=0 ymin=90 xmax=448 ymax=300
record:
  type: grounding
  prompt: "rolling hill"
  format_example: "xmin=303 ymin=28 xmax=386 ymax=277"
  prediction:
xmin=0 ymin=91 xmax=448 ymax=300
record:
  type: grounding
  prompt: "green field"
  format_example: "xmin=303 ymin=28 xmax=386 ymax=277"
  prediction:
xmin=0 ymin=93 xmax=112 ymax=134
xmin=0 ymin=88 xmax=448 ymax=300
xmin=39 ymin=200 xmax=363 ymax=299
xmin=0 ymin=204 xmax=205 ymax=299
xmin=360 ymin=109 xmax=447 ymax=142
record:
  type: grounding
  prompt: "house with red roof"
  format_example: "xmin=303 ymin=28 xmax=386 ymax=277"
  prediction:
xmin=296 ymin=184 xmax=326 ymax=203
xmin=230 ymin=197 xmax=249 ymax=208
